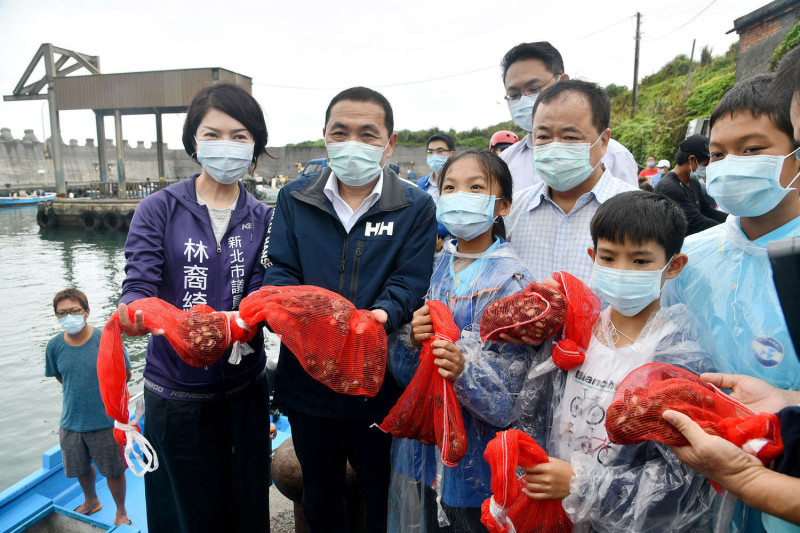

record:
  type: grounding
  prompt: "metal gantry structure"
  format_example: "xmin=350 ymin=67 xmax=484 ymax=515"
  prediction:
xmin=4 ymin=44 xmax=252 ymax=198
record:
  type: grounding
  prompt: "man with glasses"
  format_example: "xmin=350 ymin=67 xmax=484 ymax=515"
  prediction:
xmin=417 ymin=133 xmax=456 ymax=203
xmin=45 ymin=288 xmax=132 ymax=526
xmin=500 ymin=41 xmax=639 ymax=191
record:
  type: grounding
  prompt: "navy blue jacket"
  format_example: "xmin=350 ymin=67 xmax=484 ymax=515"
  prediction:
xmin=262 ymin=167 xmax=437 ymax=419
xmin=121 ymin=176 xmax=272 ymax=399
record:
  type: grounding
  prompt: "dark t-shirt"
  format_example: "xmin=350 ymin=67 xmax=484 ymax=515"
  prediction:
xmin=654 ymin=171 xmax=727 ymax=235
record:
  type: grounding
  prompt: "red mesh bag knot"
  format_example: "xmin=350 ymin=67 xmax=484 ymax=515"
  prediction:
xmin=480 ymin=282 xmax=567 ymax=343
xmin=238 ymin=285 xmax=387 ymax=397
xmin=480 ymin=429 xmax=573 ymax=533
xmin=549 ymin=272 xmax=600 ymax=370
xmin=378 ymin=300 xmax=468 ymax=466
xmin=605 ymin=363 xmax=783 ymax=464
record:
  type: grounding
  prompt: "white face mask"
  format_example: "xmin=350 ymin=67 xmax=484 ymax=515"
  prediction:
xmin=195 ymin=139 xmax=255 ymax=185
xmin=591 ymin=257 xmax=674 ymax=317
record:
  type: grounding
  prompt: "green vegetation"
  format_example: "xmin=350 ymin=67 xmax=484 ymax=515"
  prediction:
xmin=771 ymin=20 xmax=800 ymax=70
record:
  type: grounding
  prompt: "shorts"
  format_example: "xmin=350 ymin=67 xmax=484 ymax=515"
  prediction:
xmin=59 ymin=427 xmax=125 ymax=479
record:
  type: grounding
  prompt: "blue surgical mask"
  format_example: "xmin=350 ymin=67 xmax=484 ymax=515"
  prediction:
xmin=59 ymin=314 xmax=86 ymax=335
xmin=533 ymin=135 xmax=603 ymax=192
xmin=591 ymin=258 xmax=673 ymax=317
xmin=195 ymin=139 xmax=254 ymax=185
xmin=706 ymin=149 xmax=800 ymax=217
xmin=691 ymin=164 xmax=707 ymax=181
xmin=326 ymin=140 xmax=388 ymax=187
xmin=427 ymin=154 xmax=448 ymax=173
xmin=436 ymin=192 xmax=497 ymax=240
xmin=507 ymin=94 xmax=537 ymax=133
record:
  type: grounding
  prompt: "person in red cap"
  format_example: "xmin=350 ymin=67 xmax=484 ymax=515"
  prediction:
xmin=489 ymin=130 xmax=518 ymax=155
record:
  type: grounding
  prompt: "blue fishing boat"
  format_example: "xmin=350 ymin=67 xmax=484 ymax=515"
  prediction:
xmin=0 ymin=193 xmax=56 ymax=207
xmin=0 ymin=393 xmax=291 ymax=532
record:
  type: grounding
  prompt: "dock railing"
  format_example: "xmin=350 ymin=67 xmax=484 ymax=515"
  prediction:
xmin=86 ymin=179 xmax=179 ymax=199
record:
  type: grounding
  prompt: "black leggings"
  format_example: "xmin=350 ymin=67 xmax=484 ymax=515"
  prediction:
xmin=143 ymin=376 xmax=271 ymax=533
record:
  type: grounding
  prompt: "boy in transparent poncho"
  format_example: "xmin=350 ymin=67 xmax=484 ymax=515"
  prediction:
xmin=387 ymin=149 xmax=545 ymax=532
xmin=521 ymin=191 xmax=721 ymax=532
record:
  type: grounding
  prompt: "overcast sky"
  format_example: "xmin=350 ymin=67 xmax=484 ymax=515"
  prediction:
xmin=0 ymin=0 xmax=758 ymax=149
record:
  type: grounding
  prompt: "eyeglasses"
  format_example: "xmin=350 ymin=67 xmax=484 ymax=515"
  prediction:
xmin=56 ymin=308 xmax=85 ymax=319
xmin=504 ymin=74 xmax=562 ymax=101
xmin=426 ymin=148 xmax=452 ymax=156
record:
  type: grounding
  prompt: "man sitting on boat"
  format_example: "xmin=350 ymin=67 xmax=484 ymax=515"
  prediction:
xmin=45 ymin=288 xmax=132 ymax=527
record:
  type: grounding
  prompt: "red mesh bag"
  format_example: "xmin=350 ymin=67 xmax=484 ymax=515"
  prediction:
xmin=481 ymin=429 xmax=572 ymax=533
xmin=605 ymin=363 xmax=784 ymax=464
xmin=238 ymin=285 xmax=387 ymax=397
xmin=110 ymin=298 xmax=254 ymax=368
xmin=480 ymin=282 xmax=567 ymax=343
xmin=549 ymin=271 xmax=601 ymax=371
xmin=378 ymin=300 xmax=468 ymax=466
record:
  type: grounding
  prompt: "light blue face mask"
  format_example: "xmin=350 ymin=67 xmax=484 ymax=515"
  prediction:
xmin=507 ymin=94 xmax=537 ymax=133
xmin=59 ymin=314 xmax=86 ymax=335
xmin=533 ymin=135 xmax=603 ymax=192
xmin=706 ymin=149 xmax=800 ymax=217
xmin=326 ymin=140 xmax=388 ymax=187
xmin=591 ymin=258 xmax=673 ymax=317
xmin=691 ymin=163 xmax=707 ymax=181
xmin=196 ymin=139 xmax=255 ymax=185
xmin=436 ymin=192 xmax=497 ymax=241
xmin=427 ymin=154 xmax=448 ymax=173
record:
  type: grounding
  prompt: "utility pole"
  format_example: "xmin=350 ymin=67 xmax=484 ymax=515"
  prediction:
xmin=684 ymin=39 xmax=696 ymax=100
xmin=632 ymin=12 xmax=641 ymax=116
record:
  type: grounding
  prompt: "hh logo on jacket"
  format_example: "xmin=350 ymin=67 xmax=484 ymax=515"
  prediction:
xmin=365 ymin=221 xmax=394 ymax=237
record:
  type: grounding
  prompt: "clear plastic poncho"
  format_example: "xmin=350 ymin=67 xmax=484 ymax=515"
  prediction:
xmin=547 ymin=304 xmax=722 ymax=533
xmin=387 ymin=238 xmax=546 ymax=532
xmin=663 ymin=215 xmax=800 ymax=390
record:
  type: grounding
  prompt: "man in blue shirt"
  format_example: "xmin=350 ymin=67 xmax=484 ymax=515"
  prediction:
xmin=45 ymin=288 xmax=132 ymax=527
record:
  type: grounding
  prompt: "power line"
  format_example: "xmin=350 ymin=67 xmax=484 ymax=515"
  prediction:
xmin=577 ymin=15 xmax=634 ymax=41
xmin=643 ymin=0 xmax=720 ymax=42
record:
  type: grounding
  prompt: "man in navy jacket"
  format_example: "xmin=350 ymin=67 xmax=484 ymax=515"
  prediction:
xmin=261 ymin=87 xmax=437 ymax=532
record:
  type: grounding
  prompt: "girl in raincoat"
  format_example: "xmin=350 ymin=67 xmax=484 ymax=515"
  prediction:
xmin=387 ymin=149 xmax=546 ymax=532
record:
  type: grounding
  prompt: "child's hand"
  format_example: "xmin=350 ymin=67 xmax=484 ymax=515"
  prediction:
xmin=542 ymin=276 xmax=563 ymax=291
xmin=498 ymin=333 xmax=543 ymax=346
xmin=410 ymin=305 xmax=433 ymax=347
xmin=522 ymin=458 xmax=574 ymax=500
xmin=432 ymin=340 xmax=465 ymax=381
xmin=270 ymin=423 xmax=277 ymax=440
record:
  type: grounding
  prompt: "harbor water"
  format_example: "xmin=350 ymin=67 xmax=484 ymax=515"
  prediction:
xmin=0 ymin=205 xmax=277 ymax=491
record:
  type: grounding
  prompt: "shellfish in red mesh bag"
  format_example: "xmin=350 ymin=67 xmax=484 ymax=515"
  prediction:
xmin=480 ymin=281 xmax=567 ymax=344
xmin=377 ymin=300 xmax=468 ymax=466
xmin=481 ymin=429 xmax=572 ymax=533
xmin=605 ymin=363 xmax=784 ymax=464
xmin=238 ymin=285 xmax=387 ymax=397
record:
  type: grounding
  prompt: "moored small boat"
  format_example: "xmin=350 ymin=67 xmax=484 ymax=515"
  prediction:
xmin=0 ymin=193 xmax=56 ymax=207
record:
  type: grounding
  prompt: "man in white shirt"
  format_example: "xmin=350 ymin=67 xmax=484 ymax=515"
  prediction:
xmin=499 ymin=42 xmax=638 ymax=191
xmin=505 ymin=79 xmax=636 ymax=283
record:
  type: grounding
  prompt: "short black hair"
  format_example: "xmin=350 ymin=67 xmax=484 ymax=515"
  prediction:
xmin=591 ymin=190 xmax=688 ymax=259
xmin=427 ymin=133 xmax=456 ymax=151
xmin=769 ymin=46 xmax=800 ymax=105
xmin=639 ymin=182 xmax=654 ymax=192
xmin=533 ymin=80 xmax=610 ymax=133
xmin=646 ymin=154 xmax=656 ymax=160
xmin=325 ymin=86 xmax=394 ymax=135
xmin=501 ymin=42 xmax=565 ymax=83
xmin=438 ymin=148 xmax=513 ymax=239
xmin=53 ymin=288 xmax=89 ymax=313
xmin=710 ymin=74 xmax=794 ymax=142
xmin=182 ymin=83 xmax=268 ymax=162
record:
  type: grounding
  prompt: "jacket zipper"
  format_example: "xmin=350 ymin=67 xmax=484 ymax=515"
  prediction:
xmin=350 ymin=242 xmax=363 ymax=303
xmin=338 ymin=239 xmax=349 ymax=296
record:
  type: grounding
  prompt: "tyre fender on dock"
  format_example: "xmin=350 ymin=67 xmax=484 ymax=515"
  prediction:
xmin=102 ymin=210 xmax=123 ymax=231
xmin=79 ymin=210 xmax=104 ymax=231
xmin=36 ymin=206 xmax=59 ymax=230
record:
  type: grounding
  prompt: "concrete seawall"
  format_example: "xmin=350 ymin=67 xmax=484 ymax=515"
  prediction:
xmin=1 ymin=127 xmax=437 ymax=189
